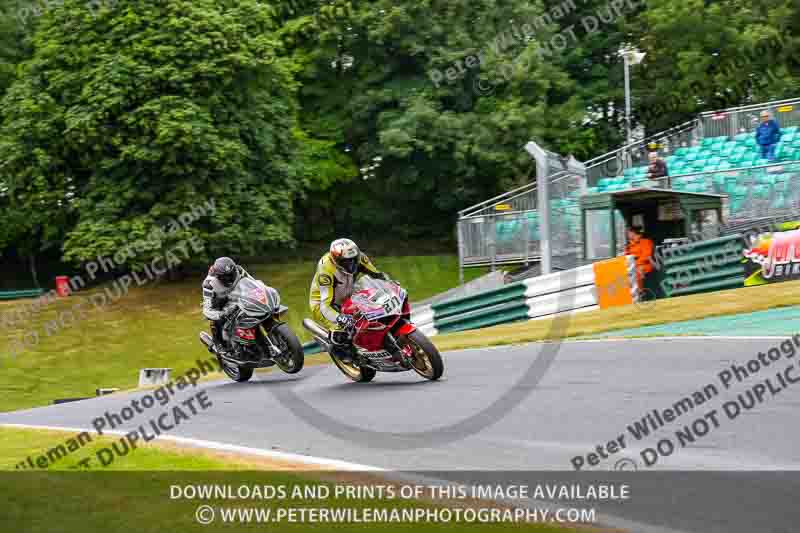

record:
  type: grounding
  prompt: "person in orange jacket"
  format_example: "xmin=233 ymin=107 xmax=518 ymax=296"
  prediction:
xmin=624 ymin=226 xmax=654 ymax=291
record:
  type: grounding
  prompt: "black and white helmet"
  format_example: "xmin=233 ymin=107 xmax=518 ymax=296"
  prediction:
xmin=210 ymin=257 xmax=239 ymax=288
xmin=330 ymin=238 xmax=360 ymax=274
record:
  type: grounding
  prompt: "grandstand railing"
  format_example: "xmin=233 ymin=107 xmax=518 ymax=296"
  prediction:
xmin=457 ymin=170 xmax=587 ymax=271
xmin=653 ymin=160 xmax=800 ymax=221
xmin=458 ymin=95 xmax=800 ymax=275
xmin=697 ymin=97 xmax=800 ymax=140
xmin=584 ymin=119 xmax=698 ymax=186
xmin=585 ymin=97 xmax=800 ymax=187
xmin=458 ymin=176 xmax=547 ymax=270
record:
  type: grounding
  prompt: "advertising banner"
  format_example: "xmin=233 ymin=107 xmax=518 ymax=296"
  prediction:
xmin=743 ymin=221 xmax=800 ymax=286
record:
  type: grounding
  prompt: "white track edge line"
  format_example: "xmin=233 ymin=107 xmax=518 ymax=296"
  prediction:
xmin=0 ymin=423 xmax=385 ymax=472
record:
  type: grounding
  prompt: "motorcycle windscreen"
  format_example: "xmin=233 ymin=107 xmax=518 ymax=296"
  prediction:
xmin=351 ymin=277 xmax=406 ymax=318
xmin=230 ymin=278 xmax=279 ymax=327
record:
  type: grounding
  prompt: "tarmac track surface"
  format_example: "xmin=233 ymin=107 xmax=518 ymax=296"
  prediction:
xmin=3 ymin=337 xmax=800 ymax=532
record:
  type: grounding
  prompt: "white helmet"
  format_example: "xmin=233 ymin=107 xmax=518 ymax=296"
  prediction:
xmin=330 ymin=238 xmax=360 ymax=274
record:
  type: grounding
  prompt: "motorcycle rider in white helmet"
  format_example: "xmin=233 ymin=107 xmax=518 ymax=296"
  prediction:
xmin=309 ymin=238 xmax=391 ymax=358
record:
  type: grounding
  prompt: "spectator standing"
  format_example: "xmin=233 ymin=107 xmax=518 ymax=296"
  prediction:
xmin=755 ymin=111 xmax=782 ymax=161
xmin=647 ymin=151 xmax=669 ymax=185
xmin=624 ymin=226 xmax=654 ymax=292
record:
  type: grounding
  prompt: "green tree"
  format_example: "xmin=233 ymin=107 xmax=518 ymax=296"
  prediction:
xmin=635 ymin=0 xmax=800 ymax=134
xmin=289 ymin=0 xmax=590 ymax=238
xmin=0 ymin=0 xmax=302 ymax=275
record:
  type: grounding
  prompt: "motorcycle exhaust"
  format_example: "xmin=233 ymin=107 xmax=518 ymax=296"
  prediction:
xmin=200 ymin=331 xmax=252 ymax=366
xmin=302 ymin=319 xmax=331 ymax=347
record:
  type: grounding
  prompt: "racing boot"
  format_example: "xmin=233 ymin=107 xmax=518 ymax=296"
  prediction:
xmin=329 ymin=330 xmax=355 ymax=363
xmin=209 ymin=321 xmax=229 ymax=357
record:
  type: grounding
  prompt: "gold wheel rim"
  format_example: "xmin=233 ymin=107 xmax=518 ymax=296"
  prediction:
xmin=406 ymin=339 xmax=434 ymax=378
xmin=334 ymin=353 xmax=363 ymax=379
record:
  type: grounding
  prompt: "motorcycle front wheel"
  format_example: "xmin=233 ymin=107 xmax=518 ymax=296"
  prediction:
xmin=269 ymin=323 xmax=304 ymax=374
xmin=398 ymin=330 xmax=444 ymax=381
xmin=330 ymin=349 xmax=376 ymax=383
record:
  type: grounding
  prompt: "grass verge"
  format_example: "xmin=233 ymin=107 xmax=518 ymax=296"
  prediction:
xmin=0 ymin=427 xmax=588 ymax=533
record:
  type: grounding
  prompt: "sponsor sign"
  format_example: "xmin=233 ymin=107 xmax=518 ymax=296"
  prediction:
xmin=744 ymin=222 xmax=800 ymax=285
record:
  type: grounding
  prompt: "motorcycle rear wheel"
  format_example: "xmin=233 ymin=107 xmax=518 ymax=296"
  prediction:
xmin=399 ymin=330 xmax=444 ymax=381
xmin=330 ymin=349 xmax=376 ymax=383
xmin=201 ymin=331 xmax=254 ymax=382
xmin=269 ymin=324 xmax=304 ymax=374
xmin=221 ymin=360 xmax=254 ymax=382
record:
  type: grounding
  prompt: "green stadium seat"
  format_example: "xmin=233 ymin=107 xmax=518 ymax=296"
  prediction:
xmin=673 ymin=147 xmax=689 ymax=157
xmin=709 ymin=142 xmax=726 ymax=153
xmin=734 ymin=133 xmax=750 ymax=144
xmin=719 ymin=143 xmax=737 ymax=157
xmin=740 ymin=154 xmax=757 ymax=167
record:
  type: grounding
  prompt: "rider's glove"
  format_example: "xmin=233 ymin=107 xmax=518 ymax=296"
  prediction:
xmin=336 ymin=314 xmax=356 ymax=332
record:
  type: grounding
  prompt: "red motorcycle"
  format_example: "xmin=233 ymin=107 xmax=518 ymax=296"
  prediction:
xmin=303 ymin=277 xmax=444 ymax=383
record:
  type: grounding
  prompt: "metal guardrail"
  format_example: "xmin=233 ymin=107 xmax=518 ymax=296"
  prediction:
xmin=660 ymin=234 xmax=745 ymax=297
xmin=0 ymin=289 xmax=45 ymax=300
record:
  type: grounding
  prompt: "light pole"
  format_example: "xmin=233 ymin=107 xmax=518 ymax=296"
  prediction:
xmin=620 ymin=48 xmax=646 ymax=148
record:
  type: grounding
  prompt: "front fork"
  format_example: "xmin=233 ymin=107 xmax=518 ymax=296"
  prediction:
xmin=385 ymin=332 xmax=414 ymax=369
xmin=259 ymin=321 xmax=286 ymax=360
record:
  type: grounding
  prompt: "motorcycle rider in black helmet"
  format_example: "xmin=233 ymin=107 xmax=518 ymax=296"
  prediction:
xmin=202 ymin=257 xmax=254 ymax=355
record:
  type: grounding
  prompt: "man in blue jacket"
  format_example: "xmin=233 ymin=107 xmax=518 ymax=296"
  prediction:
xmin=755 ymin=110 xmax=782 ymax=161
